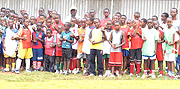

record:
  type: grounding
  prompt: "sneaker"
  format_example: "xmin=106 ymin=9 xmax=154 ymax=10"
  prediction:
xmin=59 ymin=70 xmax=63 ymax=74
xmin=103 ymin=71 xmax=109 ymax=77
xmin=83 ymin=72 xmax=89 ymax=76
xmin=99 ymin=75 xmax=103 ymax=77
xmin=89 ymin=73 xmax=95 ymax=76
xmin=157 ymin=67 xmax=160 ymax=72
xmin=158 ymin=74 xmax=163 ymax=78
xmin=62 ymin=70 xmax=66 ymax=75
xmin=148 ymin=73 xmax=152 ymax=78
xmin=64 ymin=71 xmax=69 ymax=75
xmin=116 ymin=71 xmax=119 ymax=76
xmin=129 ymin=73 xmax=133 ymax=76
xmin=136 ymin=74 xmax=140 ymax=78
xmin=74 ymin=70 xmax=80 ymax=74
xmin=151 ymin=75 xmax=156 ymax=79
xmin=177 ymin=75 xmax=180 ymax=79
xmin=15 ymin=70 xmax=20 ymax=74
xmin=55 ymin=70 xmax=59 ymax=74
xmin=69 ymin=69 xmax=72 ymax=73
xmin=83 ymin=70 xmax=87 ymax=75
xmin=109 ymin=74 xmax=115 ymax=77
xmin=165 ymin=74 xmax=170 ymax=77
xmin=117 ymin=74 xmax=122 ymax=77
xmin=33 ymin=69 xmax=37 ymax=71
xmin=3 ymin=68 xmax=10 ymax=72
xmin=141 ymin=74 xmax=147 ymax=78
xmin=165 ymin=68 xmax=169 ymax=73
xmin=12 ymin=69 xmax=15 ymax=72
xmin=170 ymin=76 xmax=175 ymax=79
xmin=72 ymin=69 xmax=77 ymax=74
xmin=39 ymin=66 xmax=43 ymax=71
xmin=26 ymin=69 xmax=32 ymax=72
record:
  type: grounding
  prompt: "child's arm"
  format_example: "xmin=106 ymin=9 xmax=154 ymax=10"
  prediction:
xmin=154 ymin=32 xmax=158 ymax=54
xmin=108 ymin=32 xmax=113 ymax=46
xmin=132 ymin=26 xmax=138 ymax=37
xmin=101 ymin=28 xmax=107 ymax=40
xmin=92 ymin=32 xmax=105 ymax=45
xmin=17 ymin=22 xmax=20 ymax=30
xmin=154 ymin=40 xmax=157 ymax=54
xmin=16 ymin=28 xmax=26 ymax=40
xmin=60 ymin=33 xmax=65 ymax=41
xmin=42 ymin=24 xmax=48 ymax=29
xmin=71 ymin=33 xmax=79 ymax=40
xmin=2 ymin=38 xmax=6 ymax=51
xmin=137 ymin=31 xmax=142 ymax=38
xmin=88 ymin=30 xmax=93 ymax=43
xmin=51 ymin=36 xmax=56 ymax=48
xmin=142 ymin=30 xmax=146 ymax=41
xmin=65 ymin=36 xmax=74 ymax=43
xmin=36 ymin=37 xmax=44 ymax=43
xmin=158 ymin=32 xmax=165 ymax=43
xmin=115 ymin=32 xmax=126 ymax=48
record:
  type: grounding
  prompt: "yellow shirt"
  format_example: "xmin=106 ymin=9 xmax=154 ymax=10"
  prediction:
xmin=90 ymin=28 xmax=104 ymax=50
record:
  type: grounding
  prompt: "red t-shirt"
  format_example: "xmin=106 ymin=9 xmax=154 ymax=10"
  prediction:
xmin=130 ymin=28 xmax=143 ymax=49
xmin=100 ymin=18 xmax=111 ymax=27
xmin=120 ymin=25 xmax=130 ymax=49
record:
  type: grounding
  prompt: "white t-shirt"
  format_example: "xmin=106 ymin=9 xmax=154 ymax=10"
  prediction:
xmin=172 ymin=20 xmax=180 ymax=31
xmin=28 ymin=24 xmax=37 ymax=33
xmin=82 ymin=27 xmax=92 ymax=54
xmin=159 ymin=22 xmax=167 ymax=30
xmin=142 ymin=28 xmax=159 ymax=56
xmin=64 ymin=15 xmax=80 ymax=23
xmin=103 ymin=29 xmax=113 ymax=54
xmin=70 ymin=27 xmax=79 ymax=49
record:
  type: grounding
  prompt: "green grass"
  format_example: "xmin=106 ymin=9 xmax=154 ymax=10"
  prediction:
xmin=0 ymin=60 xmax=179 ymax=89
xmin=0 ymin=71 xmax=179 ymax=89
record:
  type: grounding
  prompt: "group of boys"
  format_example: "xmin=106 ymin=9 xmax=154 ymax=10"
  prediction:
xmin=0 ymin=6 xmax=180 ymax=79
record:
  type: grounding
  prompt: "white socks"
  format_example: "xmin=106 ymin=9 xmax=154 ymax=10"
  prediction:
xmin=25 ymin=59 xmax=30 ymax=70
xmin=15 ymin=58 xmax=22 ymax=71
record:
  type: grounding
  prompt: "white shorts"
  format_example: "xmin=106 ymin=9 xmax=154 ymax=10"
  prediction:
xmin=77 ymin=53 xmax=86 ymax=59
xmin=164 ymin=53 xmax=176 ymax=62
xmin=142 ymin=55 xmax=156 ymax=60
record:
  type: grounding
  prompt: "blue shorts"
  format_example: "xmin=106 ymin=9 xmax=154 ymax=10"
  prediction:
xmin=176 ymin=55 xmax=180 ymax=64
xmin=32 ymin=48 xmax=43 ymax=61
xmin=123 ymin=49 xmax=129 ymax=56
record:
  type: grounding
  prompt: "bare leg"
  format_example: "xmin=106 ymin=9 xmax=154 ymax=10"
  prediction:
xmin=151 ymin=60 xmax=155 ymax=70
xmin=118 ymin=66 xmax=122 ymax=75
xmin=111 ymin=66 xmax=115 ymax=75
xmin=67 ymin=59 xmax=70 ymax=72
xmin=64 ymin=58 xmax=67 ymax=70
xmin=123 ymin=56 xmax=128 ymax=72
xmin=144 ymin=60 xmax=148 ymax=71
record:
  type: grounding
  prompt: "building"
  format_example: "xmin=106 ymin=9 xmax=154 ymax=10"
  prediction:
xmin=0 ymin=0 xmax=179 ymax=22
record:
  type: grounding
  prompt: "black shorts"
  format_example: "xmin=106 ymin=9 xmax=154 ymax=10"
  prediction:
xmin=62 ymin=48 xmax=72 ymax=59
xmin=130 ymin=48 xmax=142 ymax=62
xmin=72 ymin=49 xmax=77 ymax=57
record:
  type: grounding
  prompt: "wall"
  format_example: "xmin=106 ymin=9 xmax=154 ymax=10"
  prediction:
xmin=0 ymin=0 xmax=179 ymax=22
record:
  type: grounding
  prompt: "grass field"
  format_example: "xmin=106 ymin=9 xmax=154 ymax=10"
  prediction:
xmin=0 ymin=71 xmax=179 ymax=89
xmin=0 ymin=61 xmax=179 ymax=89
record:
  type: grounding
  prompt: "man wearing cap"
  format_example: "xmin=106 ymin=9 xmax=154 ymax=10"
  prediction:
xmin=64 ymin=6 xmax=80 ymax=23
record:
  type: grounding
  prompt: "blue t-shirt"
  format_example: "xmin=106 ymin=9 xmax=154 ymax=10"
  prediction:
xmin=32 ymin=31 xmax=45 ymax=45
xmin=60 ymin=31 xmax=73 ymax=49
